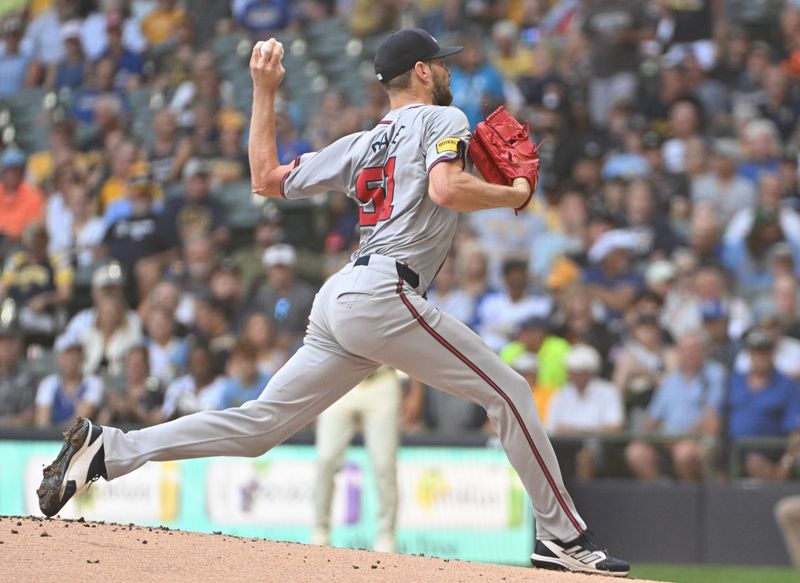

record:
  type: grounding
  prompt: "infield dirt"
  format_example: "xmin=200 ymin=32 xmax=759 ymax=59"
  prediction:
xmin=0 ymin=515 xmax=657 ymax=582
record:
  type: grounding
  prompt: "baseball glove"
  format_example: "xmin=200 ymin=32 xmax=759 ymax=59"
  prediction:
xmin=468 ymin=106 xmax=540 ymax=214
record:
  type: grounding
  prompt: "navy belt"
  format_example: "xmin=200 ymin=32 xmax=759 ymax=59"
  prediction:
xmin=354 ymin=255 xmax=420 ymax=289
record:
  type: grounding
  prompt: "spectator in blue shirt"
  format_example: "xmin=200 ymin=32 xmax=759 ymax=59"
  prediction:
xmin=583 ymin=229 xmax=645 ymax=326
xmin=626 ymin=331 xmax=726 ymax=481
xmin=0 ymin=16 xmax=34 ymax=98
xmin=449 ymin=39 xmax=505 ymax=129
xmin=722 ymin=206 xmax=800 ymax=301
xmin=726 ymin=329 xmax=800 ymax=481
xmin=102 ymin=13 xmax=143 ymax=92
xmin=220 ymin=341 xmax=270 ymax=408
xmin=234 ymin=0 xmax=292 ymax=39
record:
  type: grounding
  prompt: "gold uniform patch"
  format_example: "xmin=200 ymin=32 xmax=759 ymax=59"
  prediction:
xmin=436 ymin=137 xmax=461 ymax=154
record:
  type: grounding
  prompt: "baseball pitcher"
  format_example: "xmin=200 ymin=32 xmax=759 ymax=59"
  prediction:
xmin=37 ymin=28 xmax=629 ymax=577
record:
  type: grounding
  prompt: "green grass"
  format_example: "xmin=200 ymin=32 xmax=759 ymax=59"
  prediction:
xmin=632 ymin=564 xmax=798 ymax=583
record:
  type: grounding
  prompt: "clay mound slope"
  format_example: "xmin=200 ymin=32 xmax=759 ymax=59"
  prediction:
xmin=0 ymin=516 xmax=655 ymax=583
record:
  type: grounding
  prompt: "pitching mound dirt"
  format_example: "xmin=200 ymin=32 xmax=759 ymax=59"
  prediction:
xmin=1 ymin=516 xmax=655 ymax=583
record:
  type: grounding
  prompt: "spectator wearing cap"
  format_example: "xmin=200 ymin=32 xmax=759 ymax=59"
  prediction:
xmin=691 ymin=139 xmax=757 ymax=224
xmin=102 ymin=166 xmax=175 ymax=302
xmin=722 ymin=204 xmax=800 ymax=302
xmin=500 ymin=315 xmax=571 ymax=395
xmin=644 ymin=260 xmax=677 ymax=302
xmin=490 ymin=20 xmax=535 ymax=82
xmin=98 ymin=345 xmax=164 ymax=427
xmin=579 ymin=0 xmax=652 ymax=129
xmin=249 ymin=243 xmax=315 ymax=351
xmin=613 ymin=312 xmax=676 ymax=428
xmin=0 ymin=16 xmax=35 ymax=97
xmin=0 ymin=148 xmax=45 ymax=243
xmin=48 ymin=19 xmax=86 ymax=91
xmin=449 ymin=39 xmax=506 ymax=129
xmin=582 ymin=229 xmax=644 ymax=325
xmin=547 ymin=344 xmax=624 ymax=480
xmin=725 ymin=328 xmax=800 ymax=481
xmin=0 ymin=305 xmax=38 ymax=426
xmin=146 ymin=109 xmax=194 ymax=187
xmin=159 ymin=158 xmax=229 ymax=249
xmin=209 ymin=109 xmax=250 ymax=185
xmin=104 ymin=160 xmax=166 ymax=225
xmin=79 ymin=288 xmax=143 ymax=378
xmin=35 ymin=335 xmax=104 ymax=428
xmin=160 ymin=341 xmax=227 ymax=421
xmin=725 ymin=172 xmax=800 ymax=246
xmin=63 ymin=262 xmax=142 ymax=345
xmin=219 ymin=340 xmax=270 ymax=408
xmin=738 ymin=119 xmax=782 ymax=184
xmin=0 ymin=223 xmax=73 ymax=347
xmin=477 ymin=259 xmax=553 ymax=353
xmin=143 ymin=305 xmax=187 ymax=385
xmin=626 ymin=331 xmax=725 ymax=481
xmin=735 ymin=313 xmax=800 ymax=380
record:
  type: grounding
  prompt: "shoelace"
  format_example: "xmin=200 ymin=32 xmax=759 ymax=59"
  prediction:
xmin=570 ymin=530 xmax=607 ymax=554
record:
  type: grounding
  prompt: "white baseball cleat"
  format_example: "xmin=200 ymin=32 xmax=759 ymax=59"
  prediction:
xmin=531 ymin=531 xmax=630 ymax=577
xmin=37 ymin=418 xmax=107 ymax=517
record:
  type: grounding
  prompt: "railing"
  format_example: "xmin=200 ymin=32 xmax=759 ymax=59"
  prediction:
xmin=1 ymin=426 xmax=793 ymax=481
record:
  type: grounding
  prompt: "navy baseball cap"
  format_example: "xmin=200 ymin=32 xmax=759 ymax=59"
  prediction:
xmin=374 ymin=28 xmax=462 ymax=83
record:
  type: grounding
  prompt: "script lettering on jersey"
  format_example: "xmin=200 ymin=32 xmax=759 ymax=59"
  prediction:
xmin=371 ymin=125 xmax=405 ymax=153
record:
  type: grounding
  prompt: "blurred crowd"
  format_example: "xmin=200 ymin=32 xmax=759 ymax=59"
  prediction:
xmin=1 ymin=0 xmax=800 ymax=482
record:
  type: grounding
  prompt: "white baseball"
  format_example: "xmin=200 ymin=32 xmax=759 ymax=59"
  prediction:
xmin=260 ymin=38 xmax=276 ymax=58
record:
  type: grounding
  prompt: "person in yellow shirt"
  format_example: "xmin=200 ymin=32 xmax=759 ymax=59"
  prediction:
xmin=98 ymin=140 xmax=138 ymax=211
xmin=491 ymin=20 xmax=535 ymax=82
xmin=26 ymin=121 xmax=90 ymax=189
xmin=141 ymin=0 xmax=187 ymax=46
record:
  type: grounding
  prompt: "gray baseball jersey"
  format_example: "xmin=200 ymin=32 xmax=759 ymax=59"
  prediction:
xmin=281 ymin=104 xmax=471 ymax=291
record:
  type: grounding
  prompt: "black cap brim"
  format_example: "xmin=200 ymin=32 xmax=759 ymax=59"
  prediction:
xmin=432 ymin=46 xmax=463 ymax=60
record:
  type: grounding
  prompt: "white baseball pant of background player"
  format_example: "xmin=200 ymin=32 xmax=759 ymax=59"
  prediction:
xmin=312 ymin=365 xmax=401 ymax=553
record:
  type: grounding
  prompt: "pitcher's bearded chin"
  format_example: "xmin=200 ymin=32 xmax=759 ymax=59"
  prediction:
xmin=432 ymin=73 xmax=453 ymax=106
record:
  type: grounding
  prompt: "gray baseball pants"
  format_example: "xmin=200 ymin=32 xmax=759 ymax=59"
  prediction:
xmin=102 ymin=255 xmax=587 ymax=542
